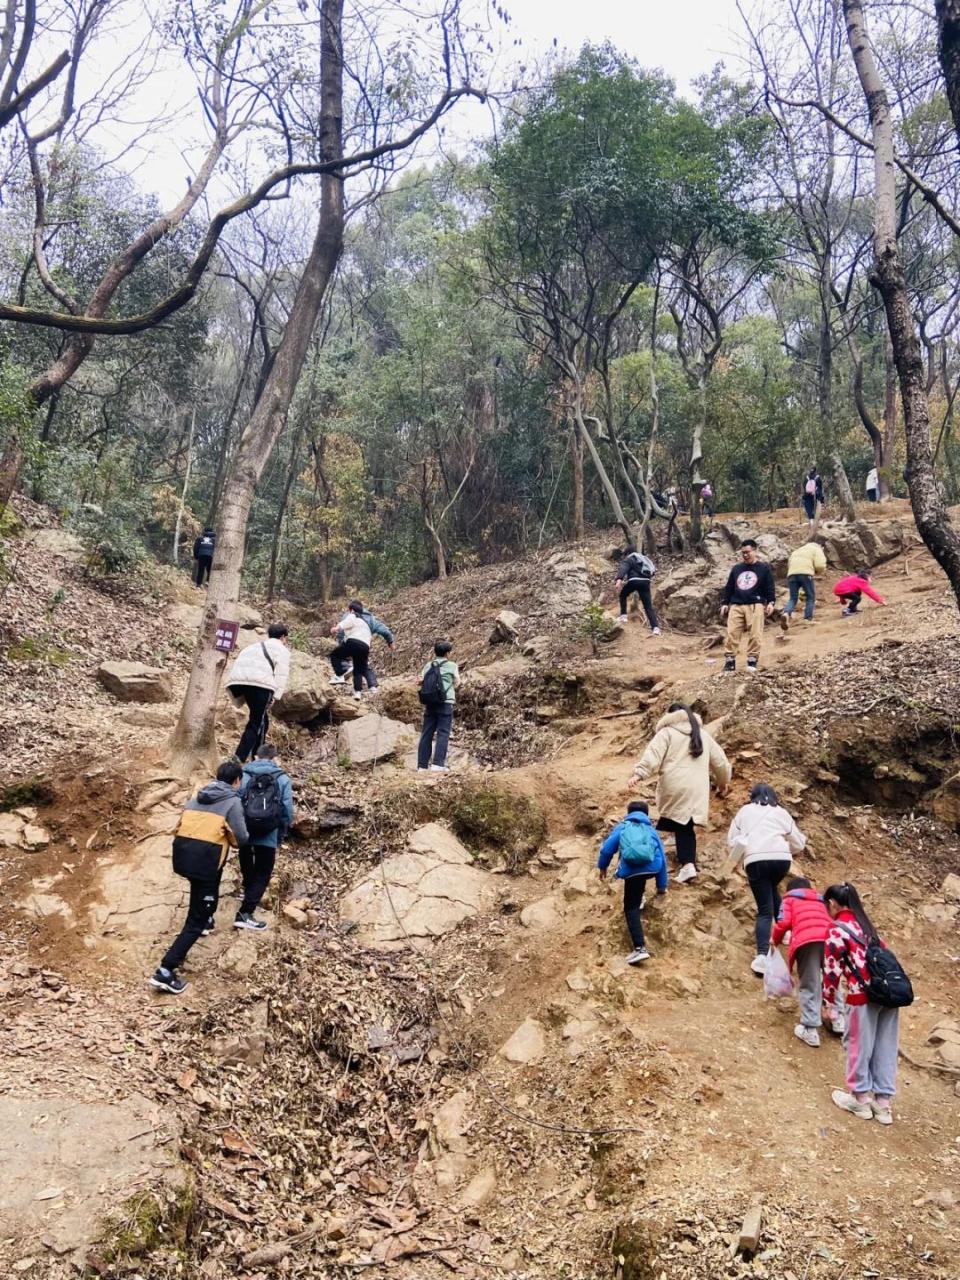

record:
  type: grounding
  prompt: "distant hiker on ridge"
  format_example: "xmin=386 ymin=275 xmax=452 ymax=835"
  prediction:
xmin=720 ymin=538 xmax=776 ymax=672
xmin=417 ymin=639 xmax=459 ymax=774
xmin=150 ymin=760 xmax=248 ymax=995
xmin=613 ymin=544 xmax=661 ymax=634
xmin=597 ymin=799 xmax=668 ymax=965
xmin=866 ymin=466 xmax=879 ymax=503
xmin=225 ymin=623 xmax=291 ymax=762
xmin=236 ymin=743 xmax=295 ymax=931
xmin=801 ymin=467 xmax=824 ymax=525
xmin=193 ymin=526 xmax=215 ymax=587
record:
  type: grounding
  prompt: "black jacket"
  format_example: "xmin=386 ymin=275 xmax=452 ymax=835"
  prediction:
xmin=616 ymin=552 xmax=655 ymax=582
xmin=194 ymin=532 xmax=216 ymax=560
xmin=722 ymin=560 xmax=775 ymax=606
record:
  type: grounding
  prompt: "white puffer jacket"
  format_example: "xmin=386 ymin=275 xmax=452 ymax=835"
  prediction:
xmin=225 ymin=637 xmax=290 ymax=699
xmin=338 ymin=610 xmax=372 ymax=647
xmin=727 ymin=802 xmax=806 ymax=867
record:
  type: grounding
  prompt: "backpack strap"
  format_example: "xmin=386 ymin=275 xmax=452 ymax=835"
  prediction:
xmin=261 ymin=641 xmax=276 ymax=674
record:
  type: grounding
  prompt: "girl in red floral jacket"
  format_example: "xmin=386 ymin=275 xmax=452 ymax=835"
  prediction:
xmin=823 ymin=883 xmax=898 ymax=1125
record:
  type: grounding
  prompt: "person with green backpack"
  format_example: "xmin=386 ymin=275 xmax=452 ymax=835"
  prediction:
xmin=417 ymin=640 xmax=460 ymax=773
xmin=597 ymin=800 xmax=669 ymax=964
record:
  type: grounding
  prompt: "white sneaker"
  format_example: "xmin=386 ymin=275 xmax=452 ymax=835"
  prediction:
xmin=651 ymin=627 xmax=662 ymax=635
xmin=831 ymin=1089 xmax=873 ymax=1120
xmin=750 ymin=954 xmax=767 ymax=976
xmin=625 ymin=948 xmax=650 ymax=964
xmin=794 ymin=1024 xmax=820 ymax=1048
xmin=618 ymin=614 xmax=629 ymax=624
xmin=329 ymin=675 xmax=346 ymax=685
xmin=676 ymin=863 xmax=697 ymax=884
xmin=430 ymin=764 xmax=449 ymax=773
xmin=870 ymin=1100 xmax=893 ymax=1125
xmin=353 ymin=691 xmax=362 ymax=701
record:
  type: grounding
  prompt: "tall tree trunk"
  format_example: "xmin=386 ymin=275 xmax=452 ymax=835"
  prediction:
xmin=173 ymin=406 xmax=196 ymax=565
xmin=846 ymin=0 xmax=960 ymax=608
xmin=639 ymin=281 xmax=661 ymax=556
xmin=881 ymin=336 xmax=897 ymax=499
xmin=169 ymin=0 xmax=345 ymax=773
xmin=689 ymin=367 xmax=706 ymax=544
xmin=828 ymin=451 xmax=857 ymax=521
xmin=568 ymin=373 xmax=632 ymax=544
xmin=569 ymin=418 xmax=585 ymax=540
xmin=936 ymin=1 xmax=960 ymax=146
xmin=266 ymin=423 xmax=303 ymax=601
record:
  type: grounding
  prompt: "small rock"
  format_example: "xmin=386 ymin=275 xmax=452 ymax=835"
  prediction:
xmin=326 ymin=1216 xmax=348 ymax=1241
xmin=565 ymin=969 xmax=591 ymax=993
xmin=459 ymin=1167 xmax=497 ymax=1209
xmin=499 ymin=1017 xmax=546 ymax=1065
xmin=20 ymin=824 xmax=51 ymax=850
xmin=491 ymin=610 xmax=521 ymax=643
xmin=522 ymin=635 xmax=552 ymax=661
xmin=921 ymin=901 xmax=958 ymax=926
xmin=336 ymin=714 xmax=417 ymax=766
xmin=738 ymin=1204 xmax=763 ymax=1255
xmin=941 ymin=872 xmax=960 ymax=903
xmin=97 ymin=660 xmax=172 ymax=704
xmin=520 ymin=897 xmax=561 ymax=930
xmin=0 ymin=812 xmax=26 ymax=847
xmin=936 ymin=1040 xmax=960 ymax=1068
xmin=282 ymin=903 xmax=309 ymax=926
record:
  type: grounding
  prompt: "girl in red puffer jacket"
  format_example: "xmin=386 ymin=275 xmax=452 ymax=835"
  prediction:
xmin=771 ymin=877 xmax=833 ymax=1049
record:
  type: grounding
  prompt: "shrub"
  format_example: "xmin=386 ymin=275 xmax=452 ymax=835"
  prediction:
xmin=441 ymin=779 xmax=547 ymax=872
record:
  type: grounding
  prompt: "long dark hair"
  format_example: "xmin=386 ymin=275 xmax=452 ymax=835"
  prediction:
xmin=749 ymin=783 xmax=779 ymax=806
xmin=823 ymin=882 xmax=880 ymax=942
xmin=668 ymin=701 xmax=703 ymax=758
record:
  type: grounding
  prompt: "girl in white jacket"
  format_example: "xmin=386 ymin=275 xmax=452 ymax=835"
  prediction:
xmin=329 ymin=600 xmax=372 ymax=699
xmin=728 ymin=783 xmax=806 ymax=975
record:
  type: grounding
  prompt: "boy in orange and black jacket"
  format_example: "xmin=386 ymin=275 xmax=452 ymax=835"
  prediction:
xmin=150 ymin=761 xmax=249 ymax=995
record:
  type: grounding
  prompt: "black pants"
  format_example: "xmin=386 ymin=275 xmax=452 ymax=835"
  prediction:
xmin=233 ymin=684 xmax=273 ymax=762
xmin=802 ymin=494 xmax=816 ymax=520
xmin=195 ymin=556 xmax=212 ymax=586
xmin=331 ymin=649 xmax=379 ymax=688
xmin=161 ymin=871 xmax=221 ymax=971
xmin=746 ymin=859 xmax=790 ymax=954
xmin=238 ymin=844 xmax=276 ymax=915
xmin=623 ymin=874 xmax=655 ymax=948
xmin=619 ymin=578 xmax=658 ymax=629
xmin=418 ymin=704 xmax=454 ymax=768
xmin=657 ymin=816 xmax=697 ymax=866
xmin=867 ymin=488 xmax=878 ymax=503
xmin=840 ymin=589 xmax=862 ymax=613
xmin=330 ymin=639 xmax=370 ymax=692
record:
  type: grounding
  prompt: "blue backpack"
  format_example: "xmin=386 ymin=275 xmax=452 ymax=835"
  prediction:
xmin=618 ymin=819 xmax=658 ymax=868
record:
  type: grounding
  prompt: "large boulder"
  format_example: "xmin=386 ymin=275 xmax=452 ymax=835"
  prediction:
xmin=819 ymin=518 xmax=907 ymax=573
xmin=168 ymin=602 xmax=203 ymax=634
xmin=340 ymin=822 xmax=496 ymax=947
xmin=491 ymin=609 xmax=521 ymax=643
xmin=533 ymin=549 xmax=592 ymax=621
xmin=97 ymin=660 xmax=172 ymax=703
xmin=272 ymin=651 xmax=335 ymax=724
xmin=337 ymin=713 xmax=417 ymax=765
xmin=237 ymin=602 xmax=263 ymax=629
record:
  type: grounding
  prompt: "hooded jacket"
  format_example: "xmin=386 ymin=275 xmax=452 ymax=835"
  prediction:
xmin=193 ymin=530 xmax=216 ymax=560
xmin=597 ymin=811 xmax=669 ymax=886
xmin=172 ymin=779 xmax=248 ymax=878
xmin=727 ymin=802 xmax=806 ymax=868
xmin=226 ymin=637 xmax=290 ymax=699
xmin=786 ymin=542 xmax=827 ymax=578
xmin=771 ymin=888 xmax=832 ymax=968
xmin=240 ymin=759 xmax=295 ymax=848
xmin=632 ymin=710 xmax=732 ymax=826
xmin=615 ymin=552 xmax=656 ymax=583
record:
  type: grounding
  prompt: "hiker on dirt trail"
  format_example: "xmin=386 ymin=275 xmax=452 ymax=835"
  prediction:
xmin=417 ymin=640 xmax=459 ymax=774
xmin=782 ymin=539 xmax=827 ymax=626
xmin=823 ymin=882 xmax=912 ymax=1125
xmin=701 ymin=481 xmax=714 ymax=517
xmin=833 ymin=569 xmax=887 ymax=617
xmin=720 ymin=539 xmax=776 ymax=672
xmin=193 ymin=526 xmax=216 ymax=587
xmin=328 ymin=600 xmax=372 ymax=701
xmin=628 ymin=701 xmax=731 ymax=884
xmin=801 ymin=467 xmax=824 ymax=524
xmin=771 ymin=876 xmax=835 ymax=1049
xmin=330 ymin=604 xmax=394 ymax=692
xmin=727 ymin=783 xmax=807 ymax=979
xmin=236 ymin=743 xmax=294 ymax=931
xmin=866 ymin=467 xmax=879 ymax=503
xmin=150 ymin=760 xmax=249 ymax=995
xmin=614 ymin=544 xmax=661 ymax=634
xmin=597 ymin=799 xmax=668 ymax=965
xmin=225 ymin=623 xmax=291 ymax=763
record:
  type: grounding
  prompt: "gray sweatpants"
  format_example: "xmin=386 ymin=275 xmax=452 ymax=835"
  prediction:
xmin=794 ymin=941 xmax=823 ymax=1028
xmin=844 ymin=1002 xmax=899 ymax=1098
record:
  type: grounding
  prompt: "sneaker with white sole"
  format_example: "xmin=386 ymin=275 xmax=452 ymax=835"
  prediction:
xmin=618 ymin=614 xmax=629 ymax=624
xmin=750 ymin=954 xmax=767 ymax=976
xmin=831 ymin=1089 xmax=873 ymax=1119
xmin=746 ymin=658 xmax=758 ymax=672
xmin=353 ymin=691 xmax=362 ymax=701
xmin=149 ymin=968 xmax=187 ymax=995
xmin=651 ymin=626 xmax=662 ymax=635
xmin=676 ymin=863 xmax=697 ymax=884
xmin=234 ymin=912 xmax=267 ymax=931
xmin=870 ymin=1100 xmax=893 ymax=1125
xmin=794 ymin=1024 xmax=820 ymax=1048
xmin=723 ymin=657 xmax=736 ymax=672
xmin=329 ymin=674 xmax=346 ymax=685
xmin=200 ymin=916 xmax=215 ymax=937
xmin=625 ymin=948 xmax=650 ymax=964
xmin=430 ymin=764 xmax=450 ymax=773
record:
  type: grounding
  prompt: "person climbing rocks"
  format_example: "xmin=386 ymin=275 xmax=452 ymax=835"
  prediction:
xmin=628 ymin=701 xmax=731 ymax=883
xmin=866 ymin=466 xmax=879 ymax=503
xmin=597 ymin=800 xmax=668 ymax=965
xmin=193 ymin=526 xmax=215 ymax=587
xmin=801 ymin=467 xmax=824 ymax=524
xmin=236 ymin=743 xmax=295 ymax=931
xmin=727 ymin=782 xmax=807 ymax=978
xmin=225 ymin=623 xmax=291 ymax=763
xmin=613 ymin=544 xmax=661 ymax=633
xmin=720 ymin=539 xmax=776 ymax=672
xmin=417 ymin=640 xmax=459 ymax=774
xmin=771 ymin=876 xmax=834 ymax=1048
xmin=150 ymin=760 xmax=249 ymax=995
xmin=782 ymin=538 xmax=827 ymax=625
xmin=330 ymin=603 xmax=394 ymax=691
xmin=328 ymin=600 xmax=372 ymax=701
xmin=823 ymin=882 xmax=910 ymax=1124
xmin=833 ymin=569 xmax=886 ymax=617
xmin=701 ymin=480 xmax=714 ymax=517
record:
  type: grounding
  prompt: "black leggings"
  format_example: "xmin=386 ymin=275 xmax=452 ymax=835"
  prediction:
xmin=840 ymin=590 xmax=862 ymax=613
xmin=746 ymin=859 xmax=790 ymax=954
xmin=656 ymin=816 xmax=697 ymax=866
xmin=330 ymin=639 xmax=370 ymax=692
xmin=623 ymin=874 xmax=655 ymax=948
xmin=232 ymin=684 xmax=273 ymax=763
xmin=619 ymin=579 xmax=658 ymax=629
xmin=195 ymin=556 xmax=212 ymax=586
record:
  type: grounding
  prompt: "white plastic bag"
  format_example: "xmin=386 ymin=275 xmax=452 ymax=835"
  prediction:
xmin=763 ymin=948 xmax=794 ymax=999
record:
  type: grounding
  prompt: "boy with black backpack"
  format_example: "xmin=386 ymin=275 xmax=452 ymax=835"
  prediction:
xmin=597 ymin=800 xmax=668 ymax=964
xmin=614 ymin=545 xmax=661 ymax=633
xmin=236 ymin=743 xmax=294 ymax=930
xmin=417 ymin=640 xmax=459 ymax=774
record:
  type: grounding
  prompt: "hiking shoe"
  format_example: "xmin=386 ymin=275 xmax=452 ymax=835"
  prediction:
xmin=625 ymin=948 xmax=650 ymax=965
xmin=150 ymin=969 xmax=187 ymax=995
xmin=831 ymin=1089 xmax=873 ymax=1120
xmin=352 ymin=691 xmax=362 ymax=701
xmin=676 ymin=863 xmax=697 ymax=884
xmin=416 ymin=767 xmax=430 ymax=773
xmin=430 ymin=764 xmax=450 ymax=773
xmin=841 ymin=608 xmax=854 ymax=617
xmin=234 ymin=912 xmax=267 ymax=931
xmin=780 ymin=614 xmax=790 ymax=632
xmin=201 ymin=917 xmax=215 ymax=937
xmin=723 ymin=657 xmax=736 ymax=672
xmin=750 ymin=954 xmax=767 ymax=976
xmin=651 ymin=627 xmax=662 ymax=635
xmin=794 ymin=1024 xmax=820 ymax=1048
xmin=825 ymin=1012 xmax=845 ymax=1036
xmin=329 ymin=674 xmax=346 ymax=685
xmin=870 ymin=1100 xmax=894 ymax=1125
xmin=746 ymin=658 xmax=758 ymax=672
xmin=618 ymin=614 xmax=629 ymax=624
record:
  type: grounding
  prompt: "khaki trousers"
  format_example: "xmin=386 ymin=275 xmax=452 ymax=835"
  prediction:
xmin=725 ymin=603 xmax=765 ymax=659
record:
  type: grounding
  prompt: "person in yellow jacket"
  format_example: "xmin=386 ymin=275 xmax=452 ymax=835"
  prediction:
xmin=782 ymin=540 xmax=827 ymax=625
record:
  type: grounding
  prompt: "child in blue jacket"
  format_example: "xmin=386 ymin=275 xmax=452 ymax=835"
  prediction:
xmin=597 ymin=801 xmax=668 ymax=964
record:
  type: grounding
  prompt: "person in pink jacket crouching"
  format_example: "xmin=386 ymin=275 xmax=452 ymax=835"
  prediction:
xmin=771 ymin=877 xmax=837 ymax=1048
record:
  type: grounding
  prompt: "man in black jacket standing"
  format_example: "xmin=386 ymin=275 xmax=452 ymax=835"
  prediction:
xmin=720 ymin=539 xmax=776 ymax=673
xmin=193 ymin=526 xmax=216 ymax=587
